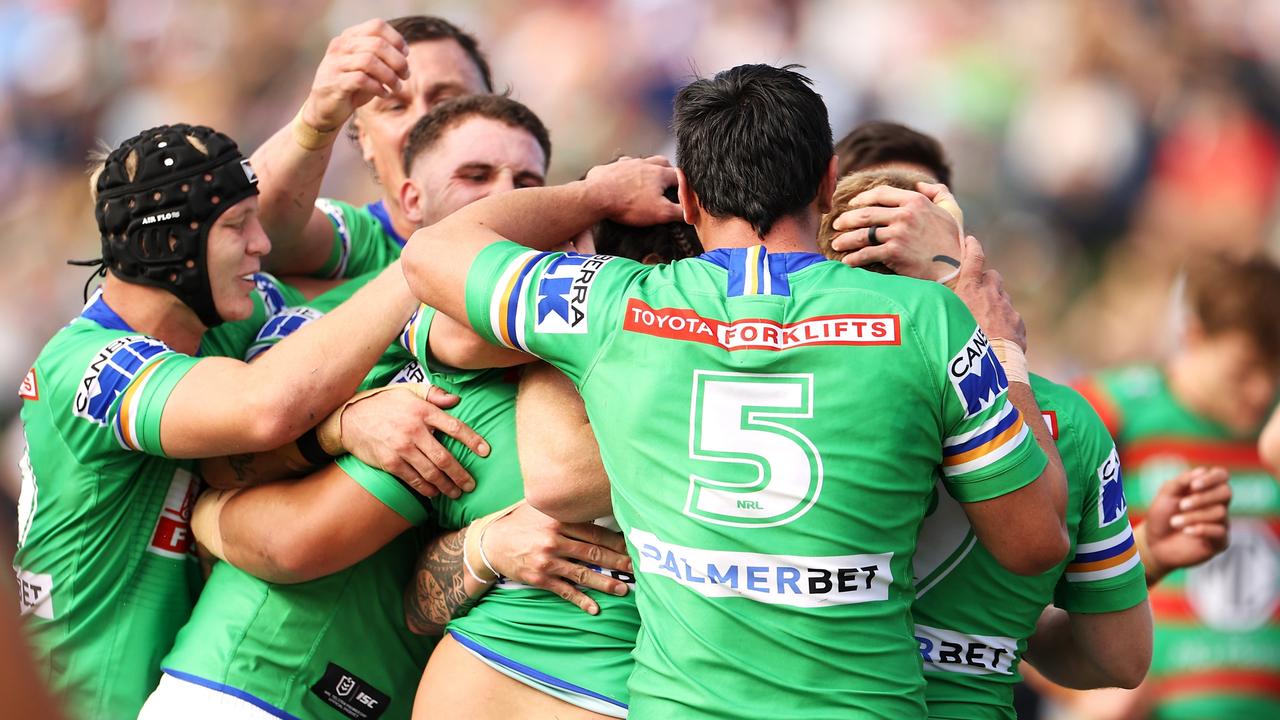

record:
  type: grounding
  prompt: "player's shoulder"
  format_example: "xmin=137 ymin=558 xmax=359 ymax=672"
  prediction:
xmin=1031 ymin=372 xmax=1110 ymax=446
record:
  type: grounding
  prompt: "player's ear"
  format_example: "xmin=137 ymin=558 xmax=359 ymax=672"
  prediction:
xmin=400 ymin=178 xmax=425 ymax=226
xmin=676 ymin=167 xmax=700 ymax=226
xmin=817 ymin=155 xmax=838 ymax=214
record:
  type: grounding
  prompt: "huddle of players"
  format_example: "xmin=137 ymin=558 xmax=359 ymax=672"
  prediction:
xmin=11 ymin=12 xmax=1262 ymax=720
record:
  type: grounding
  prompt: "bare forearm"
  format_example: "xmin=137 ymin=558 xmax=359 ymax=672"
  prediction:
xmin=252 ymin=120 xmax=336 ymax=275
xmin=1025 ymin=606 xmax=1117 ymax=689
xmin=404 ymin=527 xmax=490 ymax=636
xmin=1008 ymin=381 xmax=1067 ymax=522
xmin=200 ymin=444 xmax=312 ymax=490
xmin=517 ymin=364 xmax=612 ymax=521
xmin=249 ymin=263 xmax=415 ymax=439
xmin=1025 ymin=603 xmax=1151 ymax=690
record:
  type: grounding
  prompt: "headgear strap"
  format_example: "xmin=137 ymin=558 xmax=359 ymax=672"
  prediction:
xmin=90 ymin=123 xmax=258 ymax=327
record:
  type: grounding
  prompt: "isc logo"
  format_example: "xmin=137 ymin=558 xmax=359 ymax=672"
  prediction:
xmin=948 ymin=328 xmax=1008 ymax=417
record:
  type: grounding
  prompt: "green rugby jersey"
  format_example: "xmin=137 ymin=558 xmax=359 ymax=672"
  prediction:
xmin=315 ymin=198 xmax=405 ymax=279
xmin=13 ymin=276 xmax=298 ymax=719
xmin=462 ymin=243 xmax=1048 ymax=718
xmin=1077 ymin=366 xmax=1280 ymax=718
xmin=392 ymin=304 xmax=639 ymax=714
xmin=913 ymin=374 xmax=1148 ymax=719
xmin=160 ymin=284 xmax=434 ymax=720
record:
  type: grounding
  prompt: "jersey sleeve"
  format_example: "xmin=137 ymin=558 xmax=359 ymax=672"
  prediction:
xmin=463 ymin=241 xmax=644 ymax=383
xmin=334 ymin=454 xmax=432 ymax=526
xmin=926 ymin=291 xmax=1047 ymax=503
xmin=314 ymin=198 xmax=401 ymax=279
xmin=1054 ymin=400 xmax=1148 ymax=613
xmin=65 ymin=333 xmax=203 ymax=457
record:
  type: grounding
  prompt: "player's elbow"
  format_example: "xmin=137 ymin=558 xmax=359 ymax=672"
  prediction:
xmin=258 ymin=535 xmax=334 ymax=584
xmin=402 ymin=227 xmax=444 ymax=304
xmin=240 ymin=395 xmax=308 ymax=452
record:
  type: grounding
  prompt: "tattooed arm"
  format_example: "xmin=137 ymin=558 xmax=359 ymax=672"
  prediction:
xmin=200 ymin=444 xmax=313 ymax=490
xmin=404 ymin=501 xmax=635 ymax=636
xmin=404 ymin=527 xmax=487 ymax=636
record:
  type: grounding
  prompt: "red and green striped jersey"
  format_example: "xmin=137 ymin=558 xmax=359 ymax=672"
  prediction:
xmin=1077 ymin=365 xmax=1280 ymax=718
xmin=462 ymin=242 xmax=1048 ymax=719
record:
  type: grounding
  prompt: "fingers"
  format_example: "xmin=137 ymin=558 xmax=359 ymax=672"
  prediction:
xmin=831 ymin=206 xmax=900 ymax=235
xmin=424 ymin=405 xmax=490 ymax=458
xmin=1170 ymin=503 xmax=1228 ymax=529
xmin=421 ymin=384 xmax=461 ymax=409
xmin=958 ymin=235 xmax=987 ymax=280
xmin=382 ymin=449 xmax=442 ymax=498
xmin=643 ymin=155 xmax=672 ymax=167
xmin=839 ymin=244 xmax=896 ymax=269
xmin=918 ymin=182 xmax=964 ymax=228
xmin=1177 ymin=482 xmax=1232 ymax=513
xmin=556 ymin=534 xmax=633 ymax=574
xmin=1182 ymin=523 xmax=1229 ymax=542
xmin=539 ymin=578 xmax=602 ymax=615
xmin=838 ymin=185 xmax=918 ymax=217
xmin=1189 ymin=466 xmax=1230 ymax=493
xmin=412 ymin=433 xmax=476 ymax=496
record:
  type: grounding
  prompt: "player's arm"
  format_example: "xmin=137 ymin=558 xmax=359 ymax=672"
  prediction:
xmin=1261 ymin=405 xmax=1280 ymax=475
xmin=191 ymin=463 xmax=415 ymax=584
xmin=158 ymin=262 xmax=417 ymax=458
xmin=404 ymin=501 xmax=632 ymax=636
xmin=401 ymin=156 xmax=682 ymax=325
xmin=1135 ymin=466 xmax=1231 ymax=587
xmin=949 ymin=237 xmax=1069 ymax=575
xmin=427 ymin=311 xmax=532 ymax=370
xmin=1023 ymin=602 xmax=1153 ymax=690
xmin=518 ymin=363 xmax=612 ymax=522
xmin=254 ymin=19 xmax=409 ymax=275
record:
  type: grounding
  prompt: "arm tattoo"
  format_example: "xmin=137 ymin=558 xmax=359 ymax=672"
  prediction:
xmin=226 ymin=454 xmax=259 ymax=488
xmin=932 ymin=254 xmax=961 ymax=268
xmin=404 ymin=528 xmax=479 ymax=636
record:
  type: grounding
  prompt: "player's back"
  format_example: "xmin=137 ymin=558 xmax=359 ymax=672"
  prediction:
xmin=574 ymin=247 xmax=1045 ymax=718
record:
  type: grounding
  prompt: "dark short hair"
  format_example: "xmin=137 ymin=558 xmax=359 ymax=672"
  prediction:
xmin=390 ymin=15 xmax=493 ymax=92
xmin=402 ymin=94 xmax=551 ymax=175
xmin=595 ymin=186 xmax=701 ymax=263
xmin=1187 ymin=254 xmax=1280 ymax=366
xmin=673 ymin=64 xmax=833 ymax=238
xmin=835 ymin=121 xmax=952 ymax=186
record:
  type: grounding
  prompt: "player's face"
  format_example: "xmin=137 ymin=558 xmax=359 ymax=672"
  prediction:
xmin=355 ymin=39 xmax=489 ymax=196
xmin=409 ymin=116 xmax=547 ymax=227
xmin=1192 ymin=329 xmax=1278 ymax=433
xmin=206 ymin=196 xmax=271 ymax=324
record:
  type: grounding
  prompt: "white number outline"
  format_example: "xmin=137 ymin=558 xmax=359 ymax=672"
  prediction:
xmin=685 ymin=370 xmax=823 ymax=527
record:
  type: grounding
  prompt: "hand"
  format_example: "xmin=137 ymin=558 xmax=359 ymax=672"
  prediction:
xmin=482 ymin=502 xmax=632 ymax=614
xmin=829 ymin=182 xmax=962 ymax=281
xmin=950 ymin=235 xmax=1027 ymax=350
xmin=1139 ymin=466 xmax=1231 ymax=586
xmin=585 ymin=156 xmax=683 ymax=227
xmin=340 ymin=384 xmax=490 ymax=499
xmin=301 ymin=18 xmax=410 ymax=133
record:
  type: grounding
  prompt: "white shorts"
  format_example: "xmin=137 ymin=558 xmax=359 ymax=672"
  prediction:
xmin=138 ymin=672 xmax=294 ymax=720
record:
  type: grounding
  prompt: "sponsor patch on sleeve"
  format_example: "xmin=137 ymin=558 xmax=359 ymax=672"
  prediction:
xmin=1097 ymin=446 xmax=1128 ymax=527
xmin=246 ymin=307 xmax=323 ymax=361
xmin=316 ymin=198 xmax=352 ymax=279
xmin=253 ymin=274 xmax=288 ymax=316
xmin=1066 ymin=522 xmax=1139 ymax=582
xmin=74 ymin=336 xmax=171 ymax=427
xmin=14 ymin=567 xmax=54 ymax=619
xmin=533 ymin=253 xmax=614 ymax=335
xmin=947 ymin=328 xmax=1009 ymax=417
xmin=18 ymin=367 xmax=38 ymax=401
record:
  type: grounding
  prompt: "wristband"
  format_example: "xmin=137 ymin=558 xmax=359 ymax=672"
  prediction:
xmin=296 ymin=427 xmax=337 ymax=466
xmin=463 ymin=501 xmax=523 ymax=585
xmin=291 ymin=105 xmax=338 ymax=152
xmin=315 ymin=383 xmax=435 ymax=456
xmin=989 ymin=337 xmax=1030 ymax=385
xmin=190 ymin=488 xmax=241 ymax=561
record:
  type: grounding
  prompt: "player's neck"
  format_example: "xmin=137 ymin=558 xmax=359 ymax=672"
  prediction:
xmin=696 ymin=212 xmax=821 ymax=255
xmin=1165 ymin=354 xmax=1234 ymax=432
xmin=101 ymin=276 xmax=206 ymax=355
xmin=382 ymin=192 xmax=417 ymax=242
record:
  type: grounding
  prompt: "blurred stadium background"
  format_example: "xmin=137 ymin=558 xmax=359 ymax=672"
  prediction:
xmin=1 ymin=0 xmax=1278 ymax=698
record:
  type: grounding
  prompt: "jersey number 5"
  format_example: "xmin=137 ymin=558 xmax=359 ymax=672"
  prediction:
xmin=686 ymin=371 xmax=823 ymax=527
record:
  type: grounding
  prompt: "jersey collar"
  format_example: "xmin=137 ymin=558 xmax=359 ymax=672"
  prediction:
xmin=365 ymin=200 xmax=408 ymax=248
xmin=80 ymin=289 xmax=135 ymax=332
xmin=696 ymin=245 xmax=828 ymax=297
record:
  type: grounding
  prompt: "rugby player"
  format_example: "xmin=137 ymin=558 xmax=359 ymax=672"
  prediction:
xmin=402 ymin=202 xmax=701 ymax=720
xmin=139 ymin=96 xmax=631 ymax=720
xmin=11 ymin=124 xmax=461 ymax=719
xmin=402 ymin=64 xmax=1069 ymax=718
xmin=829 ymin=121 xmax=1236 ymax=717
xmin=249 ymin=15 xmax=493 ymax=278
xmin=1072 ymin=255 xmax=1280 ymax=718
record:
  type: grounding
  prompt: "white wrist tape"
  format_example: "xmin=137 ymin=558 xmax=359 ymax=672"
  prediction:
xmin=988 ymin=337 xmax=1030 ymax=385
